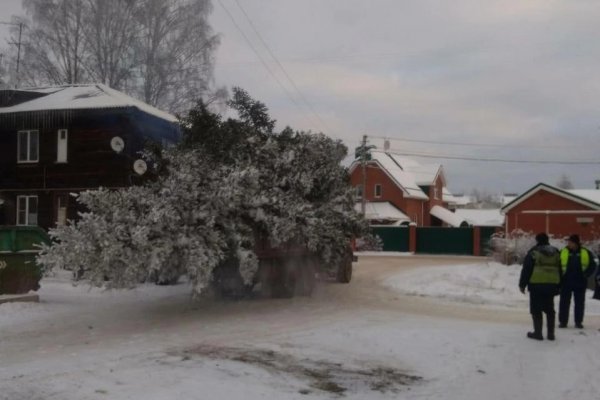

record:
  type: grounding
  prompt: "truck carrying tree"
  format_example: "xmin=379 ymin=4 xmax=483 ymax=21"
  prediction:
xmin=37 ymin=88 xmax=365 ymax=298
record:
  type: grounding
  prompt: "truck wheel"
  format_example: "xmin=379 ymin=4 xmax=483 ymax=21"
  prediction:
xmin=272 ymin=260 xmax=297 ymax=298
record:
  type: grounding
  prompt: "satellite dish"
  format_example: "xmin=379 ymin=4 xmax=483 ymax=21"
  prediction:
xmin=133 ymin=159 xmax=148 ymax=175
xmin=110 ymin=136 xmax=125 ymax=153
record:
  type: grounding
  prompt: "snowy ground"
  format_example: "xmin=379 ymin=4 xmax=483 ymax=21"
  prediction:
xmin=2 ymin=257 xmax=600 ymax=399
xmin=383 ymin=261 xmax=600 ymax=314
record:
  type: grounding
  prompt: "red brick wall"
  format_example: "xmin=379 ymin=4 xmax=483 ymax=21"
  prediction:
xmin=505 ymin=189 xmax=600 ymax=240
xmin=405 ymin=199 xmax=424 ymax=226
xmin=422 ymin=176 xmax=445 ymax=226
xmin=350 ymin=164 xmax=428 ymax=226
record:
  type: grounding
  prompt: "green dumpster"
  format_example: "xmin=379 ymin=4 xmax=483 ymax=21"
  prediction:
xmin=0 ymin=226 xmax=50 ymax=295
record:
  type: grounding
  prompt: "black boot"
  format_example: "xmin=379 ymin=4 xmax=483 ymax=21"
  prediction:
xmin=527 ymin=315 xmax=544 ymax=340
xmin=547 ymin=313 xmax=556 ymax=341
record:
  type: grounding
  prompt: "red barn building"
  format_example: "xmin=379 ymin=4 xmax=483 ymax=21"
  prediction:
xmin=502 ymin=183 xmax=600 ymax=240
xmin=349 ymin=150 xmax=466 ymax=227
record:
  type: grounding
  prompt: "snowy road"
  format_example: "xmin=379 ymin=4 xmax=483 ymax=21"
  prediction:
xmin=2 ymin=256 xmax=600 ymax=399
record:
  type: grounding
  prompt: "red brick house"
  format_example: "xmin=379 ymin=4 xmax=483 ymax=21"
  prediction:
xmin=502 ymin=183 xmax=600 ymax=240
xmin=349 ymin=150 xmax=466 ymax=227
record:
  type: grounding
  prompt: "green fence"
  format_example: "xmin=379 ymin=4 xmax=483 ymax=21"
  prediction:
xmin=371 ymin=226 xmax=410 ymax=252
xmin=479 ymin=227 xmax=497 ymax=256
xmin=416 ymin=227 xmax=474 ymax=255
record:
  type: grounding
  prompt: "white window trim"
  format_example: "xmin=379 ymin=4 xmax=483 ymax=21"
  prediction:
xmin=17 ymin=130 xmax=40 ymax=164
xmin=56 ymin=129 xmax=68 ymax=163
xmin=374 ymin=184 xmax=382 ymax=198
xmin=433 ymin=187 xmax=440 ymax=200
xmin=16 ymin=195 xmax=38 ymax=226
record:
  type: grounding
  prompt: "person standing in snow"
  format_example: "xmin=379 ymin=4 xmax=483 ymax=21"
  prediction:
xmin=558 ymin=234 xmax=597 ymax=329
xmin=519 ymin=233 xmax=561 ymax=341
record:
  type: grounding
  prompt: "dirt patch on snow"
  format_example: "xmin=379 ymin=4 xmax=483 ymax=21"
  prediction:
xmin=168 ymin=345 xmax=422 ymax=396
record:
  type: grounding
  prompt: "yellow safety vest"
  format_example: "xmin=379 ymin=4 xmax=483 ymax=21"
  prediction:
xmin=560 ymin=248 xmax=590 ymax=273
xmin=530 ymin=250 xmax=561 ymax=285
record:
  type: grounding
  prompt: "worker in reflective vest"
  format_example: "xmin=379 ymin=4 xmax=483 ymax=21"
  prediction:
xmin=558 ymin=234 xmax=597 ymax=329
xmin=519 ymin=233 xmax=562 ymax=341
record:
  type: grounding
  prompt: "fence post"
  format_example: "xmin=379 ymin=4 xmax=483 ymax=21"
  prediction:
xmin=473 ymin=226 xmax=481 ymax=256
xmin=409 ymin=223 xmax=417 ymax=253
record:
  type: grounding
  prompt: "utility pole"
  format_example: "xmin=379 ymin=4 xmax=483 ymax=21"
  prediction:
xmin=15 ymin=22 xmax=23 ymax=88
xmin=361 ymin=135 xmax=368 ymax=216
xmin=1 ymin=21 xmax=25 ymax=88
xmin=355 ymin=135 xmax=374 ymax=217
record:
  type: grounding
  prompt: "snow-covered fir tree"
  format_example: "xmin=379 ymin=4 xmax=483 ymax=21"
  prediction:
xmin=37 ymin=88 xmax=366 ymax=296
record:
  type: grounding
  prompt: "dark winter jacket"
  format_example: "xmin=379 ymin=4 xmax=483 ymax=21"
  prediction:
xmin=520 ymin=244 xmax=562 ymax=294
xmin=561 ymin=247 xmax=597 ymax=289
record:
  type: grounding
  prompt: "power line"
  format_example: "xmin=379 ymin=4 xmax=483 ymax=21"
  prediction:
xmin=384 ymin=148 xmax=600 ymax=165
xmin=218 ymin=50 xmax=418 ymax=67
xmin=232 ymin=0 xmax=334 ymax=137
xmin=370 ymin=135 xmax=580 ymax=149
xmin=215 ymin=0 xmax=322 ymax=132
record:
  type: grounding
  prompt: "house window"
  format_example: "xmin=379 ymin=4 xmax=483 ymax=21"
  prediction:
xmin=374 ymin=184 xmax=382 ymax=198
xmin=17 ymin=195 xmax=38 ymax=226
xmin=56 ymin=129 xmax=68 ymax=163
xmin=433 ymin=187 xmax=440 ymax=200
xmin=56 ymin=194 xmax=68 ymax=226
xmin=17 ymin=130 xmax=39 ymax=163
xmin=356 ymin=185 xmax=364 ymax=199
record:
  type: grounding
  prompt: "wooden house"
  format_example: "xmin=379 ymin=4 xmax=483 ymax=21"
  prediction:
xmin=0 ymin=84 xmax=180 ymax=230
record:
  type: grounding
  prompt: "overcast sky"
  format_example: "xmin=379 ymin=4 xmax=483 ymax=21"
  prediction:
xmin=3 ymin=0 xmax=600 ymax=194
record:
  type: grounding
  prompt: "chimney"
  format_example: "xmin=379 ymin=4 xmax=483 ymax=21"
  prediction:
xmin=384 ymin=139 xmax=390 ymax=151
xmin=595 ymin=180 xmax=600 ymax=190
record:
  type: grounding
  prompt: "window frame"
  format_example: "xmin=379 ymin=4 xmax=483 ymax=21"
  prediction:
xmin=56 ymin=194 xmax=68 ymax=226
xmin=17 ymin=130 xmax=40 ymax=164
xmin=374 ymin=184 xmax=382 ymax=198
xmin=16 ymin=195 xmax=39 ymax=226
xmin=56 ymin=129 xmax=68 ymax=163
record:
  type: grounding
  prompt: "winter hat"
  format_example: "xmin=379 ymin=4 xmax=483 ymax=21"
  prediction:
xmin=535 ymin=233 xmax=549 ymax=245
xmin=567 ymin=234 xmax=581 ymax=245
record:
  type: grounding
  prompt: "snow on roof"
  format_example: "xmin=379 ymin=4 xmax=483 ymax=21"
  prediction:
xmin=450 ymin=195 xmax=473 ymax=207
xmin=443 ymin=187 xmax=461 ymax=205
xmin=568 ymin=190 xmax=600 ymax=205
xmin=0 ymin=84 xmax=177 ymax=123
xmin=368 ymin=151 xmax=429 ymax=200
xmin=454 ymin=209 xmax=505 ymax=227
xmin=387 ymin=154 xmax=442 ymax=185
xmin=355 ymin=201 xmax=411 ymax=222
xmin=430 ymin=205 xmax=467 ymax=227
xmin=502 ymin=183 xmax=600 ymax=212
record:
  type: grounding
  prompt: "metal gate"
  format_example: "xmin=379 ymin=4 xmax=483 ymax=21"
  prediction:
xmin=371 ymin=226 xmax=410 ymax=252
xmin=416 ymin=227 xmax=473 ymax=255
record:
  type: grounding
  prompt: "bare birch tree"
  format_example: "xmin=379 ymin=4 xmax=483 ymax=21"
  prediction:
xmin=19 ymin=0 xmax=87 ymax=85
xmin=82 ymin=0 xmax=139 ymax=89
xmin=556 ymin=174 xmax=574 ymax=190
xmin=135 ymin=0 xmax=219 ymax=113
xmin=12 ymin=0 xmax=219 ymax=113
